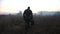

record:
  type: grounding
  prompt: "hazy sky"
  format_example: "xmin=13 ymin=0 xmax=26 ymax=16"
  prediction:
xmin=0 ymin=0 xmax=60 ymax=14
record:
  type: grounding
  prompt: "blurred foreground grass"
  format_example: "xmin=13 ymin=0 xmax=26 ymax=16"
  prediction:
xmin=0 ymin=15 xmax=60 ymax=34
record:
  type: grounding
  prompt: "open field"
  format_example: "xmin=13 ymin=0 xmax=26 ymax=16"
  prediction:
xmin=0 ymin=15 xmax=60 ymax=34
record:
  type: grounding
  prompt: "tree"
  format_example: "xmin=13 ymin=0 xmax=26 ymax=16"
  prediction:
xmin=17 ymin=11 xmax=22 ymax=16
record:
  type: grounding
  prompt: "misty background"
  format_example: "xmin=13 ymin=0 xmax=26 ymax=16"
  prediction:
xmin=0 ymin=0 xmax=60 ymax=34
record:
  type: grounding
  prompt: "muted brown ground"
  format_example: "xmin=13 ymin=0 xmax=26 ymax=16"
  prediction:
xmin=0 ymin=15 xmax=60 ymax=34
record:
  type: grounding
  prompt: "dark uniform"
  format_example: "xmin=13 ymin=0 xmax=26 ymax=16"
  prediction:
xmin=23 ymin=7 xmax=34 ymax=29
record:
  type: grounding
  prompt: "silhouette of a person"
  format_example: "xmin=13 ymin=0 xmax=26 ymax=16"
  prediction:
xmin=23 ymin=7 xmax=34 ymax=29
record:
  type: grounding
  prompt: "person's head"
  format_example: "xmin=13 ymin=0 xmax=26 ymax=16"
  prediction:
xmin=27 ymin=7 xmax=30 ymax=10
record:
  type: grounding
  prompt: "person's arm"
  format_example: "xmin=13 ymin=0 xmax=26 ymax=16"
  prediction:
xmin=23 ymin=10 xmax=26 ymax=18
xmin=30 ymin=10 xmax=33 ymax=19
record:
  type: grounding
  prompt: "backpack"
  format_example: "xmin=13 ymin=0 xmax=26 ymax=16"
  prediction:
xmin=23 ymin=9 xmax=32 ymax=20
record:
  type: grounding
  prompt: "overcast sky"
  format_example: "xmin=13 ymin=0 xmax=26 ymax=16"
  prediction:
xmin=0 ymin=0 xmax=60 ymax=14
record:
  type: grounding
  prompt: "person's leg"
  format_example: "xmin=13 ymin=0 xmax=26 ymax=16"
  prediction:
xmin=25 ymin=20 xmax=30 ymax=30
xmin=27 ymin=21 xmax=30 ymax=28
xmin=31 ymin=19 xmax=34 ymax=26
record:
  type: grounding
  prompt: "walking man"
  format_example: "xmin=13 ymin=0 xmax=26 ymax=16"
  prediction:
xmin=23 ymin=7 xmax=34 ymax=30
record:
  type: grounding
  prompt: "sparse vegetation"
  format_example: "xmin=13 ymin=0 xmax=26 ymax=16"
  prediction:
xmin=0 ymin=15 xmax=60 ymax=34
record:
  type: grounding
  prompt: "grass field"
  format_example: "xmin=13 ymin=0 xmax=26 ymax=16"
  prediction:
xmin=0 ymin=15 xmax=60 ymax=34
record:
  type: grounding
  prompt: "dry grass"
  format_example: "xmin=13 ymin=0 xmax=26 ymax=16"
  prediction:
xmin=0 ymin=15 xmax=60 ymax=34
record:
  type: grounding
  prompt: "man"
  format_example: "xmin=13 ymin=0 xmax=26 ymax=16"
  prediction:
xmin=23 ymin=7 xmax=34 ymax=29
